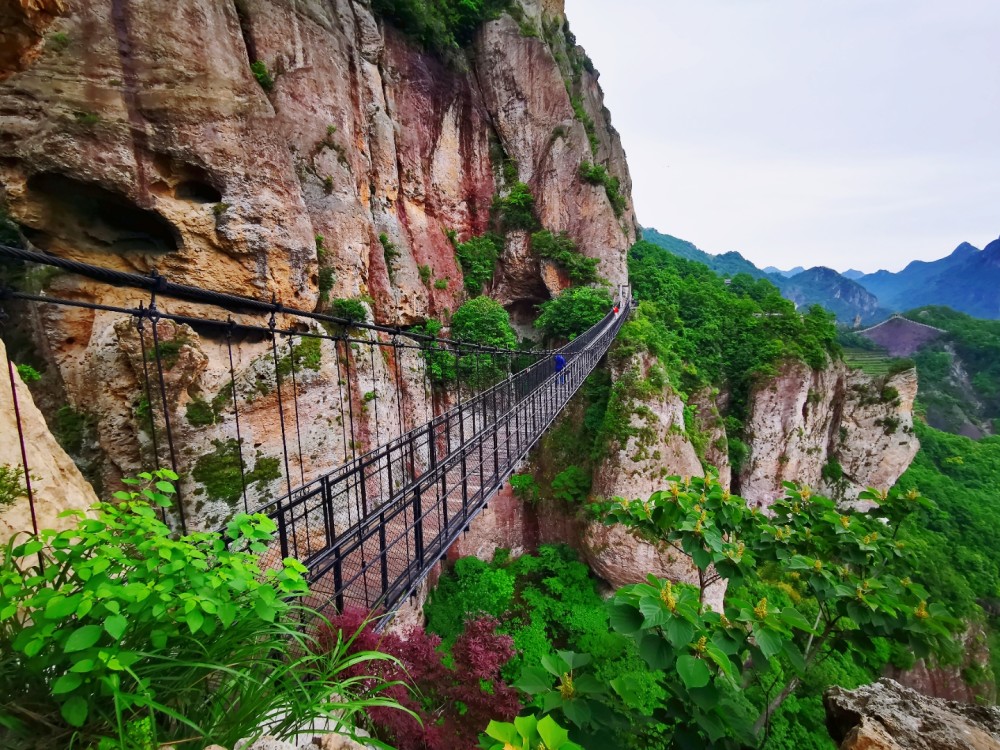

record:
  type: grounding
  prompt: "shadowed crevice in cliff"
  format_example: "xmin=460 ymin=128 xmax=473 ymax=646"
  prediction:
xmin=232 ymin=0 xmax=258 ymax=64
xmin=25 ymin=172 xmax=180 ymax=254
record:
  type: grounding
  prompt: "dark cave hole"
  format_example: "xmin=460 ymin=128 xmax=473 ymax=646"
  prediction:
xmin=26 ymin=172 xmax=180 ymax=254
xmin=174 ymin=180 xmax=222 ymax=204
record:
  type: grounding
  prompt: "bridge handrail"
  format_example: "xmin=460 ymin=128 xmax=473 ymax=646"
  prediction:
xmin=260 ymin=288 xmax=630 ymax=525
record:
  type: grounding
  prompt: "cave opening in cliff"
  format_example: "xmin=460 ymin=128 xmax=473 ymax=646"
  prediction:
xmin=174 ymin=179 xmax=222 ymax=204
xmin=25 ymin=172 xmax=180 ymax=255
xmin=506 ymin=298 xmax=548 ymax=342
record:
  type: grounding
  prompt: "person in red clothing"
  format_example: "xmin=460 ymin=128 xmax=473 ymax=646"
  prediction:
xmin=613 ymin=304 xmax=619 ymax=315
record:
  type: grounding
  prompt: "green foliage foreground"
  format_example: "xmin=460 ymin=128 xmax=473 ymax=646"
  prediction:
xmin=457 ymin=477 xmax=956 ymax=749
xmin=0 ymin=470 xmax=406 ymax=750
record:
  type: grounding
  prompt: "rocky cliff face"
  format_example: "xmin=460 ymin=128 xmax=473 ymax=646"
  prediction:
xmin=0 ymin=0 xmax=635 ymax=526
xmin=0 ymin=337 xmax=98 ymax=543
xmin=738 ymin=359 xmax=919 ymax=507
xmin=824 ymin=678 xmax=1000 ymax=750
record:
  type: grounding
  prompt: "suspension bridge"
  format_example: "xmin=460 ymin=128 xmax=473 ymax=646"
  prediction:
xmin=0 ymin=244 xmax=631 ymax=618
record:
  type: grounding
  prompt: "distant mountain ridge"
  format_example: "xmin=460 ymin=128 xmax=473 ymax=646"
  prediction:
xmin=641 ymin=228 xmax=887 ymax=324
xmin=857 ymin=238 xmax=1000 ymax=320
xmin=763 ymin=265 xmax=805 ymax=277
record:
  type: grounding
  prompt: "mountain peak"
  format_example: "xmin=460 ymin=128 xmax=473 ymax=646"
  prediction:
xmin=951 ymin=242 xmax=980 ymax=258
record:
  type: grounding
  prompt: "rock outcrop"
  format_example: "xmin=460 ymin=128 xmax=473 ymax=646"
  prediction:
xmin=0 ymin=337 xmax=98 ymax=543
xmin=824 ymin=678 xmax=1000 ymax=750
xmin=0 ymin=0 xmax=635 ymax=520
xmin=591 ymin=353 xmax=702 ymax=503
xmin=565 ymin=352 xmax=725 ymax=609
xmin=739 ymin=359 xmax=919 ymax=507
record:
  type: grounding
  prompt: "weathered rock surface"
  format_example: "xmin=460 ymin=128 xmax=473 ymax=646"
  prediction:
xmin=0 ymin=0 xmax=634 ymax=522
xmin=0 ymin=337 xmax=98 ymax=543
xmin=740 ymin=359 xmax=919 ymax=507
xmin=591 ymin=352 xmax=702 ymax=503
xmin=824 ymin=678 xmax=1000 ymax=750
xmin=580 ymin=520 xmax=725 ymax=611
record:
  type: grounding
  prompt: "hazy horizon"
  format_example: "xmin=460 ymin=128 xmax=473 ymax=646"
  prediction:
xmin=564 ymin=0 xmax=1000 ymax=274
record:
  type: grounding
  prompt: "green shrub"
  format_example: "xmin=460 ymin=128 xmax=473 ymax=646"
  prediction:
xmin=535 ymin=286 xmax=612 ymax=341
xmin=451 ymin=297 xmax=517 ymax=388
xmin=492 ymin=182 xmax=538 ymax=232
xmin=411 ymin=318 xmax=456 ymax=385
xmin=509 ymin=473 xmax=540 ymax=504
xmin=728 ymin=436 xmax=749 ymax=476
xmin=578 ymin=161 xmax=626 ymax=217
xmin=330 ymin=298 xmax=368 ymax=323
xmin=146 ymin=335 xmax=188 ymax=370
xmin=0 ymin=206 xmax=22 ymax=247
xmin=418 ymin=264 xmax=432 ymax=285
xmin=434 ymin=277 xmax=450 ymax=290
xmin=887 ymin=358 xmax=916 ymax=378
xmin=47 ymin=32 xmax=70 ymax=51
xmin=455 ymin=234 xmax=501 ymax=295
xmin=550 ymin=464 xmax=591 ymax=503
xmin=0 ymin=469 xmax=402 ymax=748
xmin=570 ymin=95 xmax=600 ymax=154
xmin=0 ymin=463 xmax=27 ymax=509
xmin=250 ymin=60 xmax=274 ymax=91
xmin=530 ymin=230 xmax=600 ymax=285
xmin=315 ymin=233 xmax=326 ymax=258
xmin=379 ymin=233 xmax=400 ymax=282
xmin=821 ymin=459 xmax=844 ymax=483
xmin=275 ymin=336 xmax=323 ymax=383
xmin=425 ymin=556 xmax=516 ymax=643
xmin=318 ymin=267 xmax=335 ymax=302
xmin=53 ymin=405 xmax=89 ymax=455
xmin=15 ymin=363 xmax=41 ymax=383
xmin=881 ymin=385 xmax=900 ymax=403
xmin=72 ymin=111 xmax=100 ymax=126
xmin=371 ymin=0 xmax=512 ymax=56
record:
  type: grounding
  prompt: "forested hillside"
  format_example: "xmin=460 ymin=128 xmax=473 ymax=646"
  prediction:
xmin=623 ymin=241 xmax=839 ymax=428
xmin=641 ymin=229 xmax=886 ymax=324
xmin=904 ymin=307 xmax=1000 ymax=437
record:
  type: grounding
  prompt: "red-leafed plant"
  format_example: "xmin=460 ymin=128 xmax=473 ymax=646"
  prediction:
xmin=318 ymin=610 xmax=521 ymax=750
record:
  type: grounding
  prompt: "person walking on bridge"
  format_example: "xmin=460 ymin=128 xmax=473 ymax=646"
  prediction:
xmin=554 ymin=353 xmax=566 ymax=385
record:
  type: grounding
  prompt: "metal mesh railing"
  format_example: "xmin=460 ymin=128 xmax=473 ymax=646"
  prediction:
xmin=0 ymin=242 xmax=630 ymax=618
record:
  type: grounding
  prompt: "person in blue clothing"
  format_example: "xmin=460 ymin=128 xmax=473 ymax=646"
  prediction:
xmin=554 ymin=353 xmax=566 ymax=384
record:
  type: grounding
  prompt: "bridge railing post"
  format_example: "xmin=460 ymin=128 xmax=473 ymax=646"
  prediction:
xmin=413 ymin=482 xmax=424 ymax=567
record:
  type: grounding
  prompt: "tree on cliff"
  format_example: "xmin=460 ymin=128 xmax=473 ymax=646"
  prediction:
xmin=513 ymin=476 xmax=957 ymax=748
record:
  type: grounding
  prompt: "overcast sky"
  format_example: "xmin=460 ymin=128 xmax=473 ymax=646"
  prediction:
xmin=564 ymin=0 xmax=1000 ymax=273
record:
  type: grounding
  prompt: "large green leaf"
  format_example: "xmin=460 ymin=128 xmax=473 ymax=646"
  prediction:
xmin=60 ymin=696 xmax=88 ymax=727
xmin=64 ymin=624 xmax=102 ymax=653
xmin=639 ymin=632 xmax=672 ymax=669
xmin=536 ymin=714 xmax=570 ymax=748
xmin=676 ymin=654 xmax=711 ymax=689
xmin=666 ymin=617 xmax=695 ymax=648
xmin=515 ymin=666 xmax=553 ymax=695
xmin=562 ymin=698 xmax=592 ymax=727
xmin=609 ymin=603 xmax=643 ymax=635
xmin=753 ymin=626 xmax=784 ymax=660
